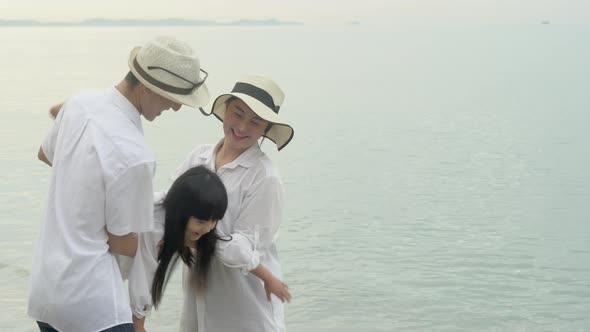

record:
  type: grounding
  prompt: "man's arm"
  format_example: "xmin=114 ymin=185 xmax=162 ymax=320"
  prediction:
xmin=49 ymin=103 xmax=64 ymax=119
xmin=38 ymin=103 xmax=65 ymax=166
xmin=106 ymin=163 xmax=154 ymax=258
xmin=107 ymin=232 xmax=138 ymax=257
xmin=38 ymin=147 xmax=52 ymax=166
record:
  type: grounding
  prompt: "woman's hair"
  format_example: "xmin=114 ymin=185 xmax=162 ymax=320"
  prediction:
xmin=151 ymin=165 xmax=228 ymax=308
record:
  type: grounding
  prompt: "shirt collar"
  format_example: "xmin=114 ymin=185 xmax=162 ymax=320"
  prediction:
xmin=108 ymin=86 xmax=143 ymax=134
xmin=202 ymin=139 xmax=262 ymax=170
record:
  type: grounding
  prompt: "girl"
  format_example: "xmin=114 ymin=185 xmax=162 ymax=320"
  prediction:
xmin=152 ymin=165 xmax=229 ymax=305
xmin=125 ymin=165 xmax=228 ymax=332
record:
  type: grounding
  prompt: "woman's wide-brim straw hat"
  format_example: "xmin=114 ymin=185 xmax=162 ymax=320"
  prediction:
xmin=128 ymin=36 xmax=209 ymax=108
xmin=205 ymin=75 xmax=294 ymax=151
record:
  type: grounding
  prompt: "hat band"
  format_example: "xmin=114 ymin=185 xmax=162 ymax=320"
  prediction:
xmin=232 ymin=82 xmax=280 ymax=114
xmin=133 ymin=58 xmax=198 ymax=95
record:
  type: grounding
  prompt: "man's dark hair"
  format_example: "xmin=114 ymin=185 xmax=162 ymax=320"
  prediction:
xmin=124 ymin=71 xmax=140 ymax=87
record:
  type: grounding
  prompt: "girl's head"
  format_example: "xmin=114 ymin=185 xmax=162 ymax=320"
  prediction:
xmin=152 ymin=165 xmax=228 ymax=307
xmin=163 ymin=165 xmax=227 ymax=249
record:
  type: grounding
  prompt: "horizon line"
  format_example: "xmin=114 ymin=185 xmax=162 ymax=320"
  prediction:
xmin=0 ymin=18 xmax=305 ymax=27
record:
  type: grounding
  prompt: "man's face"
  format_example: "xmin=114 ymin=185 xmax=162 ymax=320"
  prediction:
xmin=140 ymin=88 xmax=181 ymax=121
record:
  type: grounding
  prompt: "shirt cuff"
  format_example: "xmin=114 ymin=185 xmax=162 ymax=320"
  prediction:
xmin=241 ymin=252 xmax=260 ymax=275
xmin=133 ymin=304 xmax=152 ymax=319
xmin=217 ymin=232 xmax=261 ymax=274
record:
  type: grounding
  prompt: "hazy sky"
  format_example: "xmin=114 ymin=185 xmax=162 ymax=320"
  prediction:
xmin=1 ymin=0 xmax=589 ymax=25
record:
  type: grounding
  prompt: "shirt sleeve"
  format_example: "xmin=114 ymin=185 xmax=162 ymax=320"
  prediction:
xmin=105 ymin=162 xmax=155 ymax=235
xmin=125 ymin=145 xmax=203 ymax=318
xmin=179 ymin=263 xmax=199 ymax=330
xmin=216 ymin=175 xmax=284 ymax=274
xmin=125 ymin=203 xmax=165 ymax=318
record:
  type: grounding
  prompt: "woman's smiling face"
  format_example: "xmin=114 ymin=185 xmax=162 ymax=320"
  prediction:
xmin=222 ymin=99 xmax=269 ymax=154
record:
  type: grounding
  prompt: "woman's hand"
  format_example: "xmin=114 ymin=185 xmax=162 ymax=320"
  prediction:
xmin=251 ymin=263 xmax=292 ymax=302
xmin=264 ymin=275 xmax=292 ymax=303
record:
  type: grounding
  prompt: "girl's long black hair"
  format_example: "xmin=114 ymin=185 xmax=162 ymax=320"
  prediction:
xmin=151 ymin=165 xmax=228 ymax=308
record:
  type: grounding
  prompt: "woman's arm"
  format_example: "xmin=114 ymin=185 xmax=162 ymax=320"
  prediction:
xmin=216 ymin=175 xmax=292 ymax=301
xmin=251 ymin=263 xmax=291 ymax=302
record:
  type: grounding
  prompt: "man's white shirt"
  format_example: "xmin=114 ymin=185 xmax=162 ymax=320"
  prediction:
xmin=27 ymin=87 xmax=155 ymax=332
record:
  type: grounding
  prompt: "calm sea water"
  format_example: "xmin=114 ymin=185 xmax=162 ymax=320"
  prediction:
xmin=1 ymin=24 xmax=589 ymax=331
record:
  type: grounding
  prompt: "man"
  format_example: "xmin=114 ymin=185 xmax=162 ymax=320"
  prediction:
xmin=27 ymin=36 xmax=209 ymax=332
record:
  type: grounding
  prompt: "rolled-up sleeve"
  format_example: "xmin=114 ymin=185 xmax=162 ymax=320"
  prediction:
xmin=126 ymin=147 xmax=205 ymax=316
xmin=216 ymin=175 xmax=284 ymax=274
xmin=105 ymin=162 xmax=155 ymax=235
xmin=125 ymin=203 xmax=165 ymax=318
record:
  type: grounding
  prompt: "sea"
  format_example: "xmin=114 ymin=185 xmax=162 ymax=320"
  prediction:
xmin=0 ymin=24 xmax=589 ymax=331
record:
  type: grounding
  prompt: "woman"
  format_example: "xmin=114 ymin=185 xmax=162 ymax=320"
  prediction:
xmin=173 ymin=75 xmax=293 ymax=331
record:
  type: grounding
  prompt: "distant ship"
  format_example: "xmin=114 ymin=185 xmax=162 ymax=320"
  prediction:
xmin=542 ymin=20 xmax=550 ymax=24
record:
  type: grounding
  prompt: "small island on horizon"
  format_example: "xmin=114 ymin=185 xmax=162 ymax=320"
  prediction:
xmin=0 ymin=18 xmax=304 ymax=27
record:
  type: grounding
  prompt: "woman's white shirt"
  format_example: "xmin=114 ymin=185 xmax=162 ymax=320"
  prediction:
xmin=127 ymin=141 xmax=286 ymax=332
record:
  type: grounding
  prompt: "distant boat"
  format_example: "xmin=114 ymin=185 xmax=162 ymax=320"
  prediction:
xmin=542 ymin=20 xmax=550 ymax=24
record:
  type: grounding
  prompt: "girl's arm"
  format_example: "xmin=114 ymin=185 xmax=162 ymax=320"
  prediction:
xmin=132 ymin=316 xmax=146 ymax=332
xmin=124 ymin=202 xmax=166 ymax=326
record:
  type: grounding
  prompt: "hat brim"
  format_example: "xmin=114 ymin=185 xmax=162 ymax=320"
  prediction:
xmin=128 ymin=47 xmax=210 ymax=108
xmin=208 ymin=93 xmax=294 ymax=151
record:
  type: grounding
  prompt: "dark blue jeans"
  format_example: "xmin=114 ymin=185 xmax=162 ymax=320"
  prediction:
xmin=37 ymin=321 xmax=134 ymax=332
